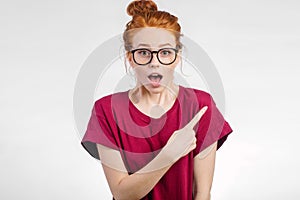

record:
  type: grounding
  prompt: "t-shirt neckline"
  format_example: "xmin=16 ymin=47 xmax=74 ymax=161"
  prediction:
xmin=127 ymin=85 xmax=182 ymax=122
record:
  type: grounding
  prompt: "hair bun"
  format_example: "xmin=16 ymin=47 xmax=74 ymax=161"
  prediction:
xmin=127 ymin=0 xmax=158 ymax=16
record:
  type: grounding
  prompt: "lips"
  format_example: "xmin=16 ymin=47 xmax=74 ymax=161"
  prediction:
xmin=148 ymin=73 xmax=163 ymax=82
xmin=147 ymin=73 xmax=163 ymax=87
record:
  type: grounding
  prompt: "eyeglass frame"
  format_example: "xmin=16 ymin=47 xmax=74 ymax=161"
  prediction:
xmin=130 ymin=48 xmax=179 ymax=66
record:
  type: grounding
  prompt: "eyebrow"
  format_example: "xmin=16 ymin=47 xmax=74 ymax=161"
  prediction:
xmin=159 ymin=43 xmax=173 ymax=47
xmin=137 ymin=43 xmax=173 ymax=48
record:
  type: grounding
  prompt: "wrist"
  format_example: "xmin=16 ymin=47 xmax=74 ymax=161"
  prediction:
xmin=159 ymin=147 xmax=179 ymax=165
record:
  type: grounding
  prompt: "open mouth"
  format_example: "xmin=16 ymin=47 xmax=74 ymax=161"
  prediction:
xmin=147 ymin=73 xmax=163 ymax=87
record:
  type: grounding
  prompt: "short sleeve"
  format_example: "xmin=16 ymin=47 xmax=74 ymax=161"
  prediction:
xmin=193 ymin=93 xmax=233 ymax=157
xmin=81 ymin=100 xmax=119 ymax=160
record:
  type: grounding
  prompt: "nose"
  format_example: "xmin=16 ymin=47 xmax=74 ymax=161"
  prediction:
xmin=149 ymin=52 xmax=160 ymax=67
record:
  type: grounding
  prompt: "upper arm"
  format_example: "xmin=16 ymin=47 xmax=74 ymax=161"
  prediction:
xmin=193 ymin=142 xmax=217 ymax=197
xmin=195 ymin=141 xmax=217 ymax=159
xmin=96 ymin=144 xmax=128 ymax=197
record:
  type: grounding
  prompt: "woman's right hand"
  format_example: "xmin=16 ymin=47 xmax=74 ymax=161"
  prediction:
xmin=161 ymin=106 xmax=208 ymax=163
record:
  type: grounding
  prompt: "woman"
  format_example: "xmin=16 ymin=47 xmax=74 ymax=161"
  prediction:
xmin=81 ymin=1 xmax=233 ymax=199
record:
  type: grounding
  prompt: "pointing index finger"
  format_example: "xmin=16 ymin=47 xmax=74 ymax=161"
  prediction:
xmin=185 ymin=106 xmax=208 ymax=129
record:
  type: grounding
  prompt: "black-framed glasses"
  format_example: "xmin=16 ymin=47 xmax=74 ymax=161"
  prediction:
xmin=130 ymin=48 xmax=178 ymax=65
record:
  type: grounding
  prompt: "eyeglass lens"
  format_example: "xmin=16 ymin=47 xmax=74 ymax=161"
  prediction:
xmin=133 ymin=48 xmax=177 ymax=65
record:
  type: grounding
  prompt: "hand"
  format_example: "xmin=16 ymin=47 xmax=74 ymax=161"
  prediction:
xmin=161 ymin=106 xmax=208 ymax=163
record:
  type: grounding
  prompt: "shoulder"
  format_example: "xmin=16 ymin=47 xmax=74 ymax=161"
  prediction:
xmin=180 ymin=85 xmax=213 ymax=105
xmin=94 ymin=90 xmax=129 ymax=112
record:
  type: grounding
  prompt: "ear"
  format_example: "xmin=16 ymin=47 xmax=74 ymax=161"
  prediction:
xmin=126 ymin=52 xmax=135 ymax=68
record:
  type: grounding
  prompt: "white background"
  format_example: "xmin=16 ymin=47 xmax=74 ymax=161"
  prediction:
xmin=1 ymin=0 xmax=299 ymax=199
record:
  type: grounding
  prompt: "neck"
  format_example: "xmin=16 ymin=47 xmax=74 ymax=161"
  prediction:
xmin=130 ymin=83 xmax=179 ymax=106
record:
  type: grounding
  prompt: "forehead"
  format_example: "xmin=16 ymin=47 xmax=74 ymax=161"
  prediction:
xmin=131 ymin=27 xmax=176 ymax=48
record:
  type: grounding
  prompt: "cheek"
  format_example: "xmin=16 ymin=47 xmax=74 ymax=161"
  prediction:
xmin=160 ymin=67 xmax=175 ymax=80
xmin=172 ymin=55 xmax=181 ymax=68
xmin=133 ymin=66 xmax=148 ymax=78
xmin=165 ymin=55 xmax=180 ymax=71
xmin=166 ymin=62 xmax=178 ymax=72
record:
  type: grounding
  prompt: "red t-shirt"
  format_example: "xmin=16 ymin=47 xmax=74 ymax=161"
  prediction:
xmin=81 ymin=85 xmax=233 ymax=200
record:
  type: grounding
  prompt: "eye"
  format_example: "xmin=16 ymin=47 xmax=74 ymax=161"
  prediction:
xmin=137 ymin=50 xmax=151 ymax=57
xmin=160 ymin=49 xmax=172 ymax=56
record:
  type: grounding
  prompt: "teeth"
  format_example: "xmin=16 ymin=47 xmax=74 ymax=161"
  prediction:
xmin=148 ymin=73 xmax=163 ymax=80
xmin=149 ymin=73 xmax=161 ymax=77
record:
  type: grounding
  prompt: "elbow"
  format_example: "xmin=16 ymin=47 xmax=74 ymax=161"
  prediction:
xmin=112 ymin=184 xmax=144 ymax=200
xmin=111 ymin=174 xmax=149 ymax=200
xmin=194 ymin=186 xmax=212 ymax=200
xmin=113 ymin=194 xmax=140 ymax=200
xmin=194 ymin=191 xmax=211 ymax=200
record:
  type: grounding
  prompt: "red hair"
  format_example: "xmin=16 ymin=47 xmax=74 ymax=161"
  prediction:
xmin=123 ymin=0 xmax=182 ymax=51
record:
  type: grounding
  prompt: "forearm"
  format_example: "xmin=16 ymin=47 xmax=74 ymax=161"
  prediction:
xmin=113 ymin=151 xmax=175 ymax=200
xmin=115 ymin=165 xmax=171 ymax=200
xmin=193 ymin=143 xmax=217 ymax=200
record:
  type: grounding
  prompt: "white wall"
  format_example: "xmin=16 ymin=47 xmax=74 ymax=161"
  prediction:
xmin=0 ymin=0 xmax=299 ymax=199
